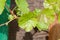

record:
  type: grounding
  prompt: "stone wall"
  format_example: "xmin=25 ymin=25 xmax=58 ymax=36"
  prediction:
xmin=27 ymin=0 xmax=44 ymax=11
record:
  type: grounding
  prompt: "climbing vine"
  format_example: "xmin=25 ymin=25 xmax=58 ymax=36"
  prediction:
xmin=0 ymin=0 xmax=60 ymax=32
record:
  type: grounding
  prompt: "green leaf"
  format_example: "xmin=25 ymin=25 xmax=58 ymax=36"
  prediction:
xmin=25 ymin=25 xmax=33 ymax=32
xmin=18 ymin=10 xmax=39 ymax=32
xmin=36 ymin=14 xmax=49 ymax=31
xmin=43 ymin=1 xmax=53 ymax=9
xmin=42 ymin=10 xmax=55 ymax=24
xmin=0 ymin=0 xmax=6 ymax=15
xmin=15 ymin=0 xmax=29 ymax=14
xmin=25 ymin=18 xmax=37 ymax=32
xmin=16 ymin=11 xmax=21 ymax=16
xmin=16 ymin=0 xmax=60 ymax=32
xmin=52 ymin=4 xmax=60 ymax=13
xmin=47 ymin=15 xmax=55 ymax=24
xmin=45 ymin=0 xmax=60 ymax=13
xmin=36 ymin=14 xmax=54 ymax=31
xmin=18 ymin=12 xmax=37 ymax=26
xmin=33 ymin=8 xmax=41 ymax=16
xmin=57 ymin=0 xmax=60 ymax=5
xmin=37 ymin=22 xmax=48 ymax=31
xmin=41 ymin=8 xmax=55 ymax=16
xmin=8 ymin=15 xmax=14 ymax=20
xmin=41 ymin=11 xmax=54 ymax=24
xmin=46 ymin=0 xmax=57 ymax=4
xmin=18 ymin=18 xmax=37 ymax=32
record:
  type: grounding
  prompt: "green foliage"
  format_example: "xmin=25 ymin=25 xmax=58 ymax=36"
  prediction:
xmin=37 ymin=22 xmax=48 ymax=31
xmin=0 ymin=0 xmax=59 ymax=32
xmin=33 ymin=9 xmax=41 ymax=16
xmin=16 ymin=0 xmax=60 ymax=32
xmin=36 ymin=14 xmax=49 ymax=31
xmin=8 ymin=15 xmax=14 ymax=20
xmin=44 ymin=0 xmax=60 ymax=23
xmin=41 ymin=8 xmax=54 ymax=15
xmin=15 ymin=0 xmax=29 ymax=14
xmin=18 ymin=12 xmax=36 ymax=25
xmin=18 ymin=18 xmax=37 ymax=32
xmin=0 ymin=0 xmax=6 ymax=15
xmin=41 ymin=8 xmax=55 ymax=23
xmin=46 ymin=0 xmax=57 ymax=4
xmin=44 ymin=0 xmax=60 ymax=12
xmin=18 ymin=11 xmax=38 ymax=32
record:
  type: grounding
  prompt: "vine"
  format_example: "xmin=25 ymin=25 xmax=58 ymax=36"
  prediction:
xmin=0 ymin=0 xmax=60 ymax=32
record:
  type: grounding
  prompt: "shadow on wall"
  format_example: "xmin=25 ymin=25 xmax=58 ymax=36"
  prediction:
xmin=8 ymin=19 xmax=33 ymax=40
xmin=23 ymin=32 xmax=33 ymax=40
xmin=8 ymin=19 xmax=20 ymax=40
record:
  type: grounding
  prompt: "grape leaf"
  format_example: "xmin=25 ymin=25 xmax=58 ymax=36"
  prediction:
xmin=43 ymin=1 xmax=53 ymax=9
xmin=36 ymin=14 xmax=49 ymax=31
xmin=18 ymin=18 xmax=37 ymax=32
xmin=33 ymin=8 xmax=41 ymax=16
xmin=16 ymin=0 xmax=60 ymax=32
xmin=41 ymin=8 xmax=55 ymax=16
xmin=15 ymin=0 xmax=29 ymax=14
xmin=25 ymin=18 xmax=37 ymax=32
xmin=41 ymin=9 xmax=55 ymax=24
xmin=8 ymin=15 xmax=14 ymax=20
xmin=52 ymin=4 xmax=60 ymax=13
xmin=18 ymin=12 xmax=36 ymax=25
xmin=37 ymin=22 xmax=48 ymax=31
xmin=46 ymin=0 xmax=57 ymax=4
xmin=45 ymin=0 xmax=60 ymax=12
xmin=18 ymin=8 xmax=41 ymax=32
xmin=42 ymin=9 xmax=55 ymax=24
xmin=0 ymin=0 xmax=6 ymax=15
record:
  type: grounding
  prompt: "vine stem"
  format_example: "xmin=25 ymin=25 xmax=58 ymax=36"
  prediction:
xmin=0 ymin=12 xmax=18 ymax=27
xmin=49 ymin=13 xmax=58 ymax=31
xmin=0 ymin=19 xmax=15 ymax=26
xmin=9 ymin=9 xmax=18 ymax=19
xmin=0 ymin=4 xmax=18 ymax=27
xmin=0 ymin=10 xmax=18 ymax=26
xmin=5 ymin=3 xmax=18 ymax=19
